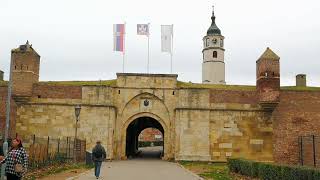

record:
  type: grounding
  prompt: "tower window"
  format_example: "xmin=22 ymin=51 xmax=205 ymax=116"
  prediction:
xmin=206 ymin=38 xmax=210 ymax=47
xmin=213 ymin=51 xmax=218 ymax=58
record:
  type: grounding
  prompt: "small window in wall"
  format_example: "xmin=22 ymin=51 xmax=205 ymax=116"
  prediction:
xmin=37 ymin=95 xmax=41 ymax=98
xmin=213 ymin=51 xmax=217 ymax=58
xmin=14 ymin=66 xmax=17 ymax=70
xmin=118 ymin=90 xmax=121 ymax=94
xmin=172 ymin=91 xmax=175 ymax=95
xmin=206 ymin=38 xmax=210 ymax=47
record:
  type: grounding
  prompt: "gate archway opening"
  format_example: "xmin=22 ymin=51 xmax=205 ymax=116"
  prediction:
xmin=126 ymin=116 xmax=164 ymax=159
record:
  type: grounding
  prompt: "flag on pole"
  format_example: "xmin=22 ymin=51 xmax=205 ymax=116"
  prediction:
xmin=113 ymin=24 xmax=125 ymax=52
xmin=161 ymin=25 xmax=173 ymax=53
xmin=137 ymin=24 xmax=149 ymax=36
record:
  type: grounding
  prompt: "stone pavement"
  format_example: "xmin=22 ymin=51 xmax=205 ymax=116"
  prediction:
xmin=70 ymin=147 xmax=202 ymax=180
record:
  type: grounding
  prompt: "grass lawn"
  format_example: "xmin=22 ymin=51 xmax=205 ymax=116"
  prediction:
xmin=179 ymin=161 xmax=233 ymax=180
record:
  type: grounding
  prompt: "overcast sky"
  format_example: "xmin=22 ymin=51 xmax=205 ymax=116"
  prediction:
xmin=0 ymin=0 xmax=319 ymax=86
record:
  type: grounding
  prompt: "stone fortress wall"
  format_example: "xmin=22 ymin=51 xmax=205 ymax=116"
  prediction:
xmin=0 ymin=43 xmax=320 ymax=165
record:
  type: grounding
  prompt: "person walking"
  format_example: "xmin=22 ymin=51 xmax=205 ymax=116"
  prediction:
xmin=0 ymin=138 xmax=28 ymax=180
xmin=92 ymin=140 xmax=106 ymax=179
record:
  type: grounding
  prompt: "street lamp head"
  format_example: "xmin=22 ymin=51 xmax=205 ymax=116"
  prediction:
xmin=75 ymin=105 xmax=81 ymax=119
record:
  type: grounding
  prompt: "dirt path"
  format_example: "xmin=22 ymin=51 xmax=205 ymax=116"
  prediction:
xmin=38 ymin=168 xmax=89 ymax=180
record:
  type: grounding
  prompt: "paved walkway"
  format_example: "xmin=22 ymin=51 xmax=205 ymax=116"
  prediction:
xmin=71 ymin=147 xmax=202 ymax=180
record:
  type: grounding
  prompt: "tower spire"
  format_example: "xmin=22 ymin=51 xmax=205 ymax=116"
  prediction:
xmin=211 ymin=5 xmax=215 ymax=22
xmin=207 ymin=5 xmax=221 ymax=35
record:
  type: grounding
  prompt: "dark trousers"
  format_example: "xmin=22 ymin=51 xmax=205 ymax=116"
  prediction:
xmin=94 ymin=161 xmax=103 ymax=177
xmin=6 ymin=173 xmax=21 ymax=180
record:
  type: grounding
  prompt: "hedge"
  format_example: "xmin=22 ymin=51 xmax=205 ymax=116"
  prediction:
xmin=227 ymin=158 xmax=320 ymax=180
xmin=138 ymin=141 xmax=163 ymax=147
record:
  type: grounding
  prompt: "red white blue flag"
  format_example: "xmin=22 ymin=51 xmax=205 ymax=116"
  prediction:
xmin=113 ymin=24 xmax=125 ymax=52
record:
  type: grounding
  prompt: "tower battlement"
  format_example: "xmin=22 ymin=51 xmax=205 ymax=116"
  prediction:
xmin=11 ymin=41 xmax=40 ymax=97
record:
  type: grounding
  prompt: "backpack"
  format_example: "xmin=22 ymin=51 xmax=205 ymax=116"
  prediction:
xmin=93 ymin=146 xmax=103 ymax=158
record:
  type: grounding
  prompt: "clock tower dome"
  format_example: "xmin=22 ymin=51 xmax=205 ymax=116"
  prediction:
xmin=202 ymin=6 xmax=225 ymax=84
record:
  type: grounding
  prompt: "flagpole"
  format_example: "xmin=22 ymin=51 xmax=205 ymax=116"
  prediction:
xmin=147 ymin=23 xmax=150 ymax=74
xmin=123 ymin=22 xmax=126 ymax=73
xmin=170 ymin=24 xmax=173 ymax=74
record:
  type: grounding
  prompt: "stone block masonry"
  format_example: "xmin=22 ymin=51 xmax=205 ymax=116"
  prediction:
xmin=1 ymin=43 xmax=320 ymax=166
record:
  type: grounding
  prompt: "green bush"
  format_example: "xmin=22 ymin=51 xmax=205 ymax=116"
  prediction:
xmin=281 ymin=165 xmax=299 ymax=180
xmin=313 ymin=169 xmax=320 ymax=179
xmin=251 ymin=161 xmax=260 ymax=178
xmin=227 ymin=158 xmax=320 ymax=180
xmin=238 ymin=159 xmax=253 ymax=176
xmin=138 ymin=141 xmax=163 ymax=147
xmin=258 ymin=162 xmax=282 ymax=180
xmin=227 ymin=158 xmax=240 ymax=173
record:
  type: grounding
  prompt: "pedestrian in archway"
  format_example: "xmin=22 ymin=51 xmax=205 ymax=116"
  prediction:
xmin=0 ymin=138 xmax=28 ymax=180
xmin=92 ymin=140 xmax=106 ymax=179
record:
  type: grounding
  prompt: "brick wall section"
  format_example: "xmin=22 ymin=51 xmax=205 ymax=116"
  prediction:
xmin=32 ymin=84 xmax=82 ymax=99
xmin=257 ymin=78 xmax=280 ymax=102
xmin=12 ymin=71 xmax=38 ymax=96
xmin=273 ymin=91 xmax=320 ymax=165
xmin=139 ymin=128 xmax=163 ymax=142
xmin=0 ymin=86 xmax=17 ymax=139
xmin=11 ymin=50 xmax=40 ymax=96
xmin=210 ymin=90 xmax=258 ymax=104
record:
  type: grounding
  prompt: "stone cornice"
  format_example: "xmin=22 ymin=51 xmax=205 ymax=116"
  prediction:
xmin=24 ymin=102 xmax=117 ymax=109
xmin=116 ymin=73 xmax=178 ymax=78
xmin=175 ymin=107 xmax=264 ymax=112
xmin=202 ymin=47 xmax=225 ymax=52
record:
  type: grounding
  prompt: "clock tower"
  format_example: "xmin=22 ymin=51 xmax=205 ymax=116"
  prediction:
xmin=202 ymin=6 xmax=225 ymax=84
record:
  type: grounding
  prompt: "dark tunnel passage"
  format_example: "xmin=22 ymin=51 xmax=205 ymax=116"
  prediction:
xmin=126 ymin=116 xmax=164 ymax=159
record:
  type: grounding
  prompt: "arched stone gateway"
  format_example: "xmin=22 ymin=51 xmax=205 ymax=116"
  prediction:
xmin=120 ymin=112 xmax=170 ymax=160
xmin=126 ymin=117 xmax=164 ymax=158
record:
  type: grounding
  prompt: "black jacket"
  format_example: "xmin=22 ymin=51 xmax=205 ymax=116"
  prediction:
xmin=92 ymin=144 xmax=107 ymax=162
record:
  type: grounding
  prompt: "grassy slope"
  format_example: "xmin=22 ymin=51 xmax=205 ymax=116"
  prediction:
xmin=1 ymin=79 xmax=320 ymax=92
xmin=179 ymin=161 xmax=233 ymax=180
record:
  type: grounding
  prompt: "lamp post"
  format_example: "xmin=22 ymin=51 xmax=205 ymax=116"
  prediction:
xmin=74 ymin=105 xmax=81 ymax=163
xmin=1 ymin=53 xmax=14 ymax=180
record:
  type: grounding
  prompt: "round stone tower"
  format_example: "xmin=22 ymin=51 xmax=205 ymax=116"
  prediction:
xmin=202 ymin=6 xmax=225 ymax=84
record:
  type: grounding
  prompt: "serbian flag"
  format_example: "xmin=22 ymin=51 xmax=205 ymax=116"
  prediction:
xmin=113 ymin=24 xmax=125 ymax=52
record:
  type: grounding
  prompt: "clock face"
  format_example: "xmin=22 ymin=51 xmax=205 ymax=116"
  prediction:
xmin=212 ymin=39 xmax=217 ymax=44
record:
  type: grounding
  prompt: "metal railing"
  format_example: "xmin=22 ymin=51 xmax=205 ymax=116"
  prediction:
xmin=1 ymin=134 xmax=86 ymax=170
xmin=299 ymin=135 xmax=319 ymax=168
